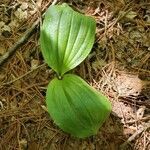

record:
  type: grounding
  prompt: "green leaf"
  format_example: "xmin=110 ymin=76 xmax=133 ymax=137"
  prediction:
xmin=40 ymin=3 xmax=96 ymax=76
xmin=46 ymin=74 xmax=111 ymax=138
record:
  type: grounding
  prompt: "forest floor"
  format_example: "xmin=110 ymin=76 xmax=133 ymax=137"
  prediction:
xmin=0 ymin=0 xmax=150 ymax=150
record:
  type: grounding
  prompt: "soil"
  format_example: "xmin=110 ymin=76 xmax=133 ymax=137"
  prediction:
xmin=0 ymin=0 xmax=150 ymax=150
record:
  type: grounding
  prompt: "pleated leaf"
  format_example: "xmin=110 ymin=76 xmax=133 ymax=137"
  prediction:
xmin=46 ymin=74 xmax=111 ymax=138
xmin=40 ymin=3 xmax=96 ymax=76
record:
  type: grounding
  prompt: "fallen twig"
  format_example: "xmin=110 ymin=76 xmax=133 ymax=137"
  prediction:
xmin=0 ymin=0 xmax=58 ymax=66
xmin=120 ymin=123 xmax=150 ymax=150
xmin=0 ymin=20 xmax=39 ymax=66
xmin=0 ymin=63 xmax=53 ymax=88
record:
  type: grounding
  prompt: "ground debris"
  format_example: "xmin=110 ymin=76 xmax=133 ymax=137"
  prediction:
xmin=0 ymin=0 xmax=150 ymax=150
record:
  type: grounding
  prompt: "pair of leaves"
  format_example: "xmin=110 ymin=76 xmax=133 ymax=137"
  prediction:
xmin=40 ymin=3 xmax=96 ymax=76
xmin=40 ymin=3 xmax=111 ymax=138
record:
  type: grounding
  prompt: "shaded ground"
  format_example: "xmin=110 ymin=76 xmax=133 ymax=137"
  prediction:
xmin=0 ymin=0 xmax=150 ymax=150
